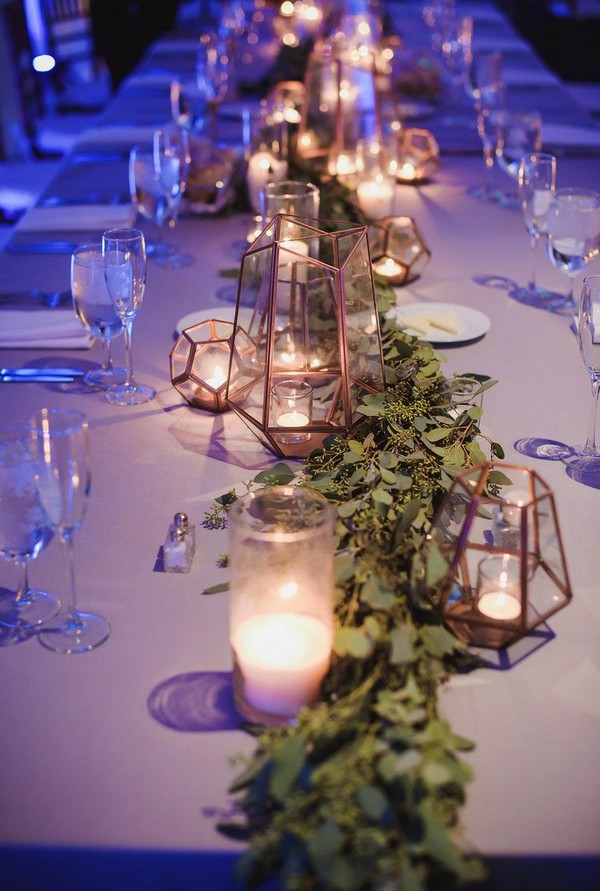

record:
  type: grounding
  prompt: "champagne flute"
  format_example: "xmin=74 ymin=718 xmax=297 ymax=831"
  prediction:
xmin=71 ymin=243 xmax=125 ymax=388
xmin=467 ymin=52 xmax=505 ymax=202
xmin=0 ymin=427 xmax=58 ymax=629
xmin=102 ymin=227 xmax=155 ymax=406
xmin=569 ymin=275 xmax=600 ymax=472
xmin=516 ymin=152 xmax=557 ymax=301
xmin=197 ymin=31 xmax=230 ymax=143
xmin=546 ymin=188 xmax=600 ymax=310
xmin=129 ymin=127 xmax=193 ymax=268
xmin=31 ymin=409 xmax=110 ymax=653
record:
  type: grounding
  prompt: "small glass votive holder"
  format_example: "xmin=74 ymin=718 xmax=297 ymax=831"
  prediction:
xmin=476 ymin=554 xmax=522 ymax=622
xmin=271 ymin=379 xmax=313 ymax=444
xmin=229 ymin=486 xmax=335 ymax=725
xmin=263 ymin=180 xmax=320 ymax=219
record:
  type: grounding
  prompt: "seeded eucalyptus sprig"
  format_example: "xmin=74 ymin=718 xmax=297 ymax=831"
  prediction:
xmin=211 ymin=177 xmax=498 ymax=890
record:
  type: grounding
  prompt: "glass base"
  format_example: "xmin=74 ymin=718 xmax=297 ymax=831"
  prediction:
xmin=84 ymin=366 xmax=127 ymax=389
xmin=105 ymin=381 xmax=156 ymax=406
xmin=38 ymin=610 xmax=110 ymax=654
xmin=0 ymin=588 xmax=60 ymax=628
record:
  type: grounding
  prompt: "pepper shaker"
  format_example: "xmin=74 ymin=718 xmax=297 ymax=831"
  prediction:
xmin=163 ymin=512 xmax=196 ymax=573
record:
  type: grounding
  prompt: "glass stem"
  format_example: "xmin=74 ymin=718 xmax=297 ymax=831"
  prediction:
xmin=14 ymin=559 xmax=31 ymax=605
xmin=529 ymin=234 xmax=538 ymax=291
xmin=103 ymin=336 xmax=115 ymax=373
xmin=122 ymin=316 xmax=135 ymax=387
xmin=61 ymin=530 xmax=80 ymax=620
xmin=584 ymin=376 xmax=600 ymax=454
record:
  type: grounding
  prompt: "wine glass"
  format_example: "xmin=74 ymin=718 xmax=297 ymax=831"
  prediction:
xmin=197 ymin=32 xmax=230 ymax=142
xmin=71 ymin=243 xmax=125 ymax=388
xmin=129 ymin=127 xmax=193 ymax=268
xmin=492 ymin=108 xmax=543 ymax=205
xmin=568 ymin=275 xmax=600 ymax=473
xmin=467 ymin=52 xmax=505 ymax=202
xmin=515 ymin=152 xmax=557 ymax=303
xmin=102 ymin=227 xmax=155 ymax=406
xmin=546 ymin=188 xmax=600 ymax=310
xmin=0 ymin=427 xmax=58 ymax=629
xmin=31 ymin=408 xmax=110 ymax=653
xmin=170 ymin=78 xmax=206 ymax=134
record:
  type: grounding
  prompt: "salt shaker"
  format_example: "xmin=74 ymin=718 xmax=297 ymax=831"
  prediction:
xmin=163 ymin=512 xmax=196 ymax=573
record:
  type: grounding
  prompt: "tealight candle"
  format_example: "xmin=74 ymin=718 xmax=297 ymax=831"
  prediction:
xmin=372 ymin=256 xmax=405 ymax=280
xmin=399 ymin=161 xmax=417 ymax=181
xmin=271 ymin=379 xmax=312 ymax=443
xmin=477 ymin=554 xmax=522 ymax=621
xmin=204 ymin=363 xmax=228 ymax=390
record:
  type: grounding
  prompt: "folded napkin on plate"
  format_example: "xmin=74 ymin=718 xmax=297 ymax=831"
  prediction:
xmin=15 ymin=203 xmax=136 ymax=233
xmin=76 ymin=125 xmax=159 ymax=147
xmin=0 ymin=309 xmax=92 ymax=349
xmin=543 ymin=123 xmax=600 ymax=148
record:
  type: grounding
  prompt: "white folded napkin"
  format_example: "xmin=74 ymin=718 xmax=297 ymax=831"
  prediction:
xmin=76 ymin=125 xmax=160 ymax=147
xmin=15 ymin=204 xmax=137 ymax=233
xmin=0 ymin=310 xmax=92 ymax=349
xmin=543 ymin=123 xmax=600 ymax=148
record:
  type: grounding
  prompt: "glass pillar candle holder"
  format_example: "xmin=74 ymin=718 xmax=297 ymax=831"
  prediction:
xmin=226 ymin=213 xmax=385 ymax=458
xmin=271 ymin=379 xmax=313 ymax=444
xmin=368 ymin=215 xmax=431 ymax=285
xmin=420 ymin=462 xmax=573 ymax=649
xmin=263 ymin=180 xmax=320 ymax=220
xmin=170 ymin=319 xmax=254 ymax=412
xmin=229 ymin=485 xmax=336 ymax=725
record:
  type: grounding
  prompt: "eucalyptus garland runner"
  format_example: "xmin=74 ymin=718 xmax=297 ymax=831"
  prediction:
xmin=206 ymin=174 xmax=504 ymax=889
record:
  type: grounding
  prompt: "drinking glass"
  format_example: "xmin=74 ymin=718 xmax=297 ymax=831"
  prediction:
xmin=31 ymin=409 xmax=110 ymax=653
xmin=493 ymin=109 xmax=543 ymax=202
xmin=263 ymin=181 xmax=320 ymax=219
xmin=129 ymin=127 xmax=193 ymax=268
xmin=102 ymin=227 xmax=155 ymax=406
xmin=570 ymin=275 xmax=600 ymax=472
xmin=197 ymin=32 xmax=230 ymax=142
xmin=170 ymin=78 xmax=206 ymax=133
xmin=467 ymin=53 xmax=505 ymax=202
xmin=516 ymin=152 xmax=557 ymax=300
xmin=0 ymin=427 xmax=58 ymax=628
xmin=71 ymin=243 xmax=125 ymax=388
xmin=546 ymin=188 xmax=600 ymax=310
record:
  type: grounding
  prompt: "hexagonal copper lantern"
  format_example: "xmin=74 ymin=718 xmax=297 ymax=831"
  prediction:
xmin=369 ymin=215 xmax=431 ymax=286
xmin=421 ymin=462 xmax=573 ymax=649
xmin=226 ymin=213 xmax=385 ymax=458
xmin=390 ymin=127 xmax=440 ymax=183
xmin=170 ymin=319 xmax=254 ymax=412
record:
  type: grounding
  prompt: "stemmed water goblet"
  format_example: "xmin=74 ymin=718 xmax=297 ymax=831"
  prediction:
xmin=129 ymin=127 xmax=193 ymax=268
xmin=568 ymin=275 xmax=600 ymax=473
xmin=0 ymin=427 xmax=58 ymax=629
xmin=546 ymin=188 xmax=600 ymax=311
xmin=31 ymin=408 xmax=110 ymax=653
xmin=514 ymin=152 xmax=557 ymax=304
xmin=71 ymin=243 xmax=125 ymax=388
xmin=102 ymin=226 xmax=155 ymax=406
xmin=491 ymin=108 xmax=543 ymax=207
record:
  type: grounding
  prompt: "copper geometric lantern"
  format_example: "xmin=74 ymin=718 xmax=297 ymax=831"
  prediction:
xmin=390 ymin=127 xmax=440 ymax=183
xmin=368 ymin=215 xmax=431 ymax=285
xmin=226 ymin=213 xmax=385 ymax=458
xmin=170 ymin=319 xmax=254 ymax=413
xmin=423 ymin=462 xmax=572 ymax=649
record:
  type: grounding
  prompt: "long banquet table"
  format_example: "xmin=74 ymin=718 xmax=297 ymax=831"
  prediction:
xmin=1 ymin=3 xmax=600 ymax=889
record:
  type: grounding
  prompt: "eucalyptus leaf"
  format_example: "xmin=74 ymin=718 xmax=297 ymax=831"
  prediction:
xmin=202 ymin=582 xmax=230 ymax=595
xmin=335 ymin=627 xmax=374 ymax=658
xmin=271 ymin=735 xmax=306 ymax=801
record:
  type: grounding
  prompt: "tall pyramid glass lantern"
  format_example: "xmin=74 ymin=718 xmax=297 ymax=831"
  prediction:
xmin=226 ymin=214 xmax=385 ymax=458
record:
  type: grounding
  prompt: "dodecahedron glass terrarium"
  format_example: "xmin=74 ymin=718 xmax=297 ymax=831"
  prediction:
xmin=422 ymin=462 xmax=572 ymax=649
xmin=369 ymin=215 xmax=431 ymax=285
xmin=170 ymin=319 xmax=254 ymax=412
xmin=226 ymin=213 xmax=385 ymax=458
xmin=390 ymin=127 xmax=440 ymax=183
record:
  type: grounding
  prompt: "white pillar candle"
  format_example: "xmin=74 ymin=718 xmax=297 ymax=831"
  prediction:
xmin=356 ymin=176 xmax=395 ymax=219
xmin=232 ymin=612 xmax=332 ymax=715
xmin=246 ymin=151 xmax=288 ymax=213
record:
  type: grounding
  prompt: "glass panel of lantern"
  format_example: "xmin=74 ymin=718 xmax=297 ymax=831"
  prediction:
xmin=226 ymin=213 xmax=385 ymax=458
xmin=421 ymin=462 xmax=572 ymax=649
xmin=368 ymin=215 xmax=431 ymax=286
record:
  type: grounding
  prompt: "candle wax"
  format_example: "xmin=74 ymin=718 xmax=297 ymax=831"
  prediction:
xmin=233 ymin=612 xmax=331 ymax=716
xmin=478 ymin=590 xmax=522 ymax=621
xmin=277 ymin=411 xmax=309 ymax=428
